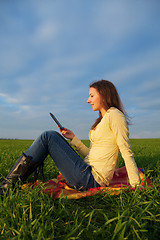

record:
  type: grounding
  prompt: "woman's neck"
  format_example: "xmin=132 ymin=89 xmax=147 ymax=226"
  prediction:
xmin=100 ymin=108 xmax=107 ymax=117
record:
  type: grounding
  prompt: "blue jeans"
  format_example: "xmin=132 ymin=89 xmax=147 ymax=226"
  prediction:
xmin=25 ymin=131 xmax=100 ymax=191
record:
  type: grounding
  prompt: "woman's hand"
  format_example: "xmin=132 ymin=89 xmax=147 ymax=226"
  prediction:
xmin=59 ymin=127 xmax=75 ymax=140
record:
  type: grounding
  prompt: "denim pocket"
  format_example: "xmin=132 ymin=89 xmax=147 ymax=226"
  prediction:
xmin=71 ymin=165 xmax=92 ymax=191
xmin=81 ymin=165 xmax=91 ymax=173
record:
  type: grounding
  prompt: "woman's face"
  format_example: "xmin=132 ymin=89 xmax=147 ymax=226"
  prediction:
xmin=87 ymin=87 xmax=106 ymax=115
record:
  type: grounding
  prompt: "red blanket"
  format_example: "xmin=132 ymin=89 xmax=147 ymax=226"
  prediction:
xmin=23 ymin=167 xmax=152 ymax=199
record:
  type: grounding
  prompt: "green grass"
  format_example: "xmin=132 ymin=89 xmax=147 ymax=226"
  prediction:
xmin=0 ymin=139 xmax=160 ymax=239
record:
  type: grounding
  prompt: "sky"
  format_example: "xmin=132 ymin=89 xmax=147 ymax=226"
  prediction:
xmin=0 ymin=0 xmax=160 ymax=140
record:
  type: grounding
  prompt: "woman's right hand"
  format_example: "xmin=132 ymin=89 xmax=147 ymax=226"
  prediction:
xmin=60 ymin=127 xmax=75 ymax=140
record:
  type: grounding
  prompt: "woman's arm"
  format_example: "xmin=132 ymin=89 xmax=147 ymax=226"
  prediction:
xmin=70 ymin=136 xmax=90 ymax=157
xmin=109 ymin=109 xmax=141 ymax=188
xmin=60 ymin=128 xmax=90 ymax=157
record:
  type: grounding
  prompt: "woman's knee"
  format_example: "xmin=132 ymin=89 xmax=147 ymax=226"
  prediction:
xmin=41 ymin=130 xmax=61 ymax=142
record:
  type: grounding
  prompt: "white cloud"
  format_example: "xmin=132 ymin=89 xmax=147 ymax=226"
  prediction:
xmin=0 ymin=93 xmax=19 ymax=104
xmin=31 ymin=21 xmax=60 ymax=44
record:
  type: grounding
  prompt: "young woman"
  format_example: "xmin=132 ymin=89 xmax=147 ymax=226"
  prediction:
xmin=0 ymin=80 xmax=140 ymax=195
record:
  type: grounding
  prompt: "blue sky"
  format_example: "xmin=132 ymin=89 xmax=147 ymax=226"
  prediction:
xmin=0 ymin=0 xmax=160 ymax=139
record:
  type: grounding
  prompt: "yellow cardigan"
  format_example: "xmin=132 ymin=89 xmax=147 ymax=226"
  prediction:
xmin=70 ymin=107 xmax=140 ymax=188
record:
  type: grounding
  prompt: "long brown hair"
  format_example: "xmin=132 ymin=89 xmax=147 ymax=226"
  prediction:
xmin=90 ymin=80 xmax=128 ymax=129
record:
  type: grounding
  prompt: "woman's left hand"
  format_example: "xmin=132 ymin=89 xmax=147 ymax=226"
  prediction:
xmin=59 ymin=127 xmax=75 ymax=140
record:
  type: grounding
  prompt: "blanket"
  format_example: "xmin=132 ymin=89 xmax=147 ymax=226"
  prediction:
xmin=22 ymin=167 xmax=152 ymax=199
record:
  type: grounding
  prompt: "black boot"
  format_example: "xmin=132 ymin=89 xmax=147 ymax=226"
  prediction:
xmin=0 ymin=153 xmax=43 ymax=194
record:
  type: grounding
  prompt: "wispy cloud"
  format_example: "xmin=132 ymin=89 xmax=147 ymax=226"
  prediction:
xmin=0 ymin=93 xmax=19 ymax=104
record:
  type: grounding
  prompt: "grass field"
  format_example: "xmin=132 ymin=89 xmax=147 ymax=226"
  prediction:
xmin=0 ymin=138 xmax=160 ymax=239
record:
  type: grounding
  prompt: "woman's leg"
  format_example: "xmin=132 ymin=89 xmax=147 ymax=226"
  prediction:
xmin=0 ymin=153 xmax=42 ymax=191
xmin=25 ymin=131 xmax=100 ymax=190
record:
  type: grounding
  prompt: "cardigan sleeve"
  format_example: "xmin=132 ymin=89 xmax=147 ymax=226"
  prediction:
xmin=109 ymin=109 xmax=141 ymax=187
xmin=70 ymin=135 xmax=90 ymax=158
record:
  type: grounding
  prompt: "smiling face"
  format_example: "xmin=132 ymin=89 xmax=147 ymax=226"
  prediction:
xmin=87 ymin=87 xmax=106 ymax=116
